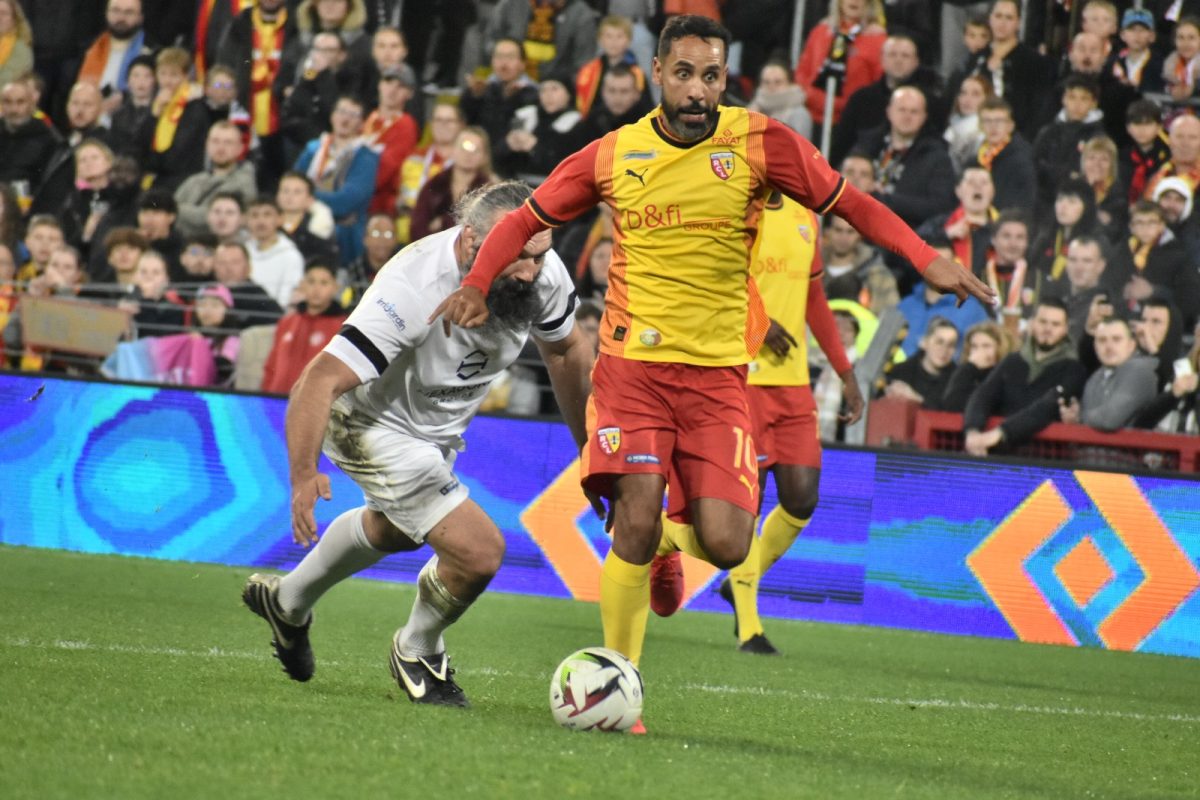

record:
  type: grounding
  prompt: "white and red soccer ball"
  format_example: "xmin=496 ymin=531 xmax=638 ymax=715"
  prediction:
xmin=549 ymin=647 xmax=643 ymax=732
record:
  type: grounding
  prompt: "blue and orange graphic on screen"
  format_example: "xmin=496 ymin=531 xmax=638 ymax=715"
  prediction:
xmin=1 ymin=374 xmax=1197 ymax=658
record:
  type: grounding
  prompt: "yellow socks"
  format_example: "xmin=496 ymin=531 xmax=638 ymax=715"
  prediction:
xmin=600 ymin=549 xmax=650 ymax=666
xmin=759 ymin=505 xmax=809 ymax=576
xmin=727 ymin=530 xmax=764 ymax=642
xmin=657 ymin=512 xmax=710 ymax=560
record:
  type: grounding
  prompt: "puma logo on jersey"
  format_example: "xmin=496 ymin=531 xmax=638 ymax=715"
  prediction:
xmin=625 ymin=168 xmax=648 ymax=186
xmin=738 ymin=475 xmax=756 ymax=495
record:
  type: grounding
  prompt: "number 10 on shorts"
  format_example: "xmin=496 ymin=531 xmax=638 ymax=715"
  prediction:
xmin=732 ymin=426 xmax=757 ymax=471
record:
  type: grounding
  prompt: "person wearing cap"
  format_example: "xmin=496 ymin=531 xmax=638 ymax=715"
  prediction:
xmin=1114 ymin=8 xmax=1163 ymax=93
xmin=364 ymin=26 xmax=419 ymax=116
xmin=173 ymin=120 xmax=258 ymax=239
xmin=137 ymin=188 xmax=184 ymax=282
xmin=364 ymin=64 xmax=418 ymax=215
xmin=1153 ymin=175 xmax=1200 ymax=263
xmin=191 ymin=281 xmax=241 ymax=386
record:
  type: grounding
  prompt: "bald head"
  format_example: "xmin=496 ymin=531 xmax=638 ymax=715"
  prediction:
xmin=67 ymin=82 xmax=103 ymax=130
xmin=887 ymin=86 xmax=927 ymax=140
xmin=1069 ymin=32 xmax=1108 ymax=74
xmin=1 ymin=81 xmax=33 ymax=128
xmin=1169 ymin=114 xmax=1200 ymax=165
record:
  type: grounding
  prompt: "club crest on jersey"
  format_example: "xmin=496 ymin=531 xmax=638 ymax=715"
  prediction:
xmin=797 ymin=224 xmax=812 ymax=243
xmin=598 ymin=427 xmax=621 ymax=455
xmin=710 ymin=151 xmax=735 ymax=180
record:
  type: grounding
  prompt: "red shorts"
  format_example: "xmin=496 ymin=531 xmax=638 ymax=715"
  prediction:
xmin=746 ymin=383 xmax=821 ymax=470
xmin=581 ymin=353 xmax=760 ymax=522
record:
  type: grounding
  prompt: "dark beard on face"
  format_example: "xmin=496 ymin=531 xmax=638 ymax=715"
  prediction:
xmin=482 ymin=276 xmax=541 ymax=332
xmin=662 ymin=99 xmax=719 ymax=141
xmin=1033 ymin=337 xmax=1062 ymax=353
xmin=108 ymin=21 xmax=139 ymax=40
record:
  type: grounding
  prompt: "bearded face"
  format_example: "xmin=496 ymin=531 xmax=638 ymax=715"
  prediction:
xmin=482 ymin=275 xmax=542 ymax=332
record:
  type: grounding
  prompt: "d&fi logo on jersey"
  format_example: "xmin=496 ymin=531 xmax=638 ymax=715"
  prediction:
xmin=598 ymin=427 xmax=621 ymax=455
xmin=710 ymin=151 xmax=735 ymax=180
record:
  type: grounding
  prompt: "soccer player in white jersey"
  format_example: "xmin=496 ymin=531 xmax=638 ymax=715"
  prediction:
xmin=242 ymin=182 xmax=595 ymax=706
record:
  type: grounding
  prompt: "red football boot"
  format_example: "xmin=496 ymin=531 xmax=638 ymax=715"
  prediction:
xmin=649 ymin=551 xmax=684 ymax=616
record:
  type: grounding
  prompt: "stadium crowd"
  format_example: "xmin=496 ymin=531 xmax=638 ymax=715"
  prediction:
xmin=0 ymin=0 xmax=1198 ymax=449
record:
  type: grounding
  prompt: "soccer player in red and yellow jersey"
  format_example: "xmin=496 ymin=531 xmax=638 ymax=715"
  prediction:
xmin=432 ymin=15 xmax=994 ymax=721
xmin=652 ymin=192 xmax=863 ymax=655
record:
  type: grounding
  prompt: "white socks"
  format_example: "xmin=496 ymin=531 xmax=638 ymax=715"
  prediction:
xmin=396 ymin=556 xmax=470 ymax=657
xmin=276 ymin=507 xmax=386 ymax=625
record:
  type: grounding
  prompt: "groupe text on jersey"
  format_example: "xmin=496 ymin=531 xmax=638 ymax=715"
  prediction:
xmin=523 ymin=105 xmax=848 ymax=367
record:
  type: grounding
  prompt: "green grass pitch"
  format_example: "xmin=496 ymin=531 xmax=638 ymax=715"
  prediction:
xmin=2 ymin=545 xmax=1197 ymax=799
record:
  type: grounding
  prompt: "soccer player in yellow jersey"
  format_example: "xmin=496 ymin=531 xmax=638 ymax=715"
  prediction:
xmin=432 ymin=15 xmax=995 ymax=732
xmin=651 ymin=192 xmax=864 ymax=656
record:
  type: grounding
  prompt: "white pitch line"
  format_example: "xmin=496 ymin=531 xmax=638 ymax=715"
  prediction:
xmin=6 ymin=638 xmax=1196 ymax=725
xmin=685 ymin=681 xmax=1200 ymax=724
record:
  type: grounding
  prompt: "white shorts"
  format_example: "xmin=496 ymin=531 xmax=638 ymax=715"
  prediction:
xmin=323 ymin=400 xmax=469 ymax=542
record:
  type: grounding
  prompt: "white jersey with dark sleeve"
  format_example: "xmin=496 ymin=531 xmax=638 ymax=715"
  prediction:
xmin=322 ymin=226 xmax=578 ymax=447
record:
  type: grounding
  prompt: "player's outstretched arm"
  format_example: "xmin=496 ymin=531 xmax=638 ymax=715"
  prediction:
xmin=536 ymin=326 xmax=606 ymax=520
xmin=431 ymin=140 xmax=605 ymax=330
xmin=759 ymin=118 xmax=996 ymax=308
xmin=428 ymin=205 xmax=548 ymax=330
xmin=285 ymin=353 xmax=363 ymax=547
xmin=831 ymin=183 xmax=996 ymax=308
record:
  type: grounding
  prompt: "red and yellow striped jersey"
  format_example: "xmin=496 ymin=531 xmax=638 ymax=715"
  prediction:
xmin=524 ymin=106 xmax=846 ymax=367
xmin=747 ymin=196 xmax=821 ymax=387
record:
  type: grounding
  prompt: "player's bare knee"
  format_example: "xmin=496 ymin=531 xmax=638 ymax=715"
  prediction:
xmin=467 ymin=528 xmax=506 ymax=579
xmin=611 ymin=514 xmax=660 ymax=563
xmin=779 ymin=493 xmax=818 ymax=522
xmin=705 ymin=533 xmax=751 ymax=570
